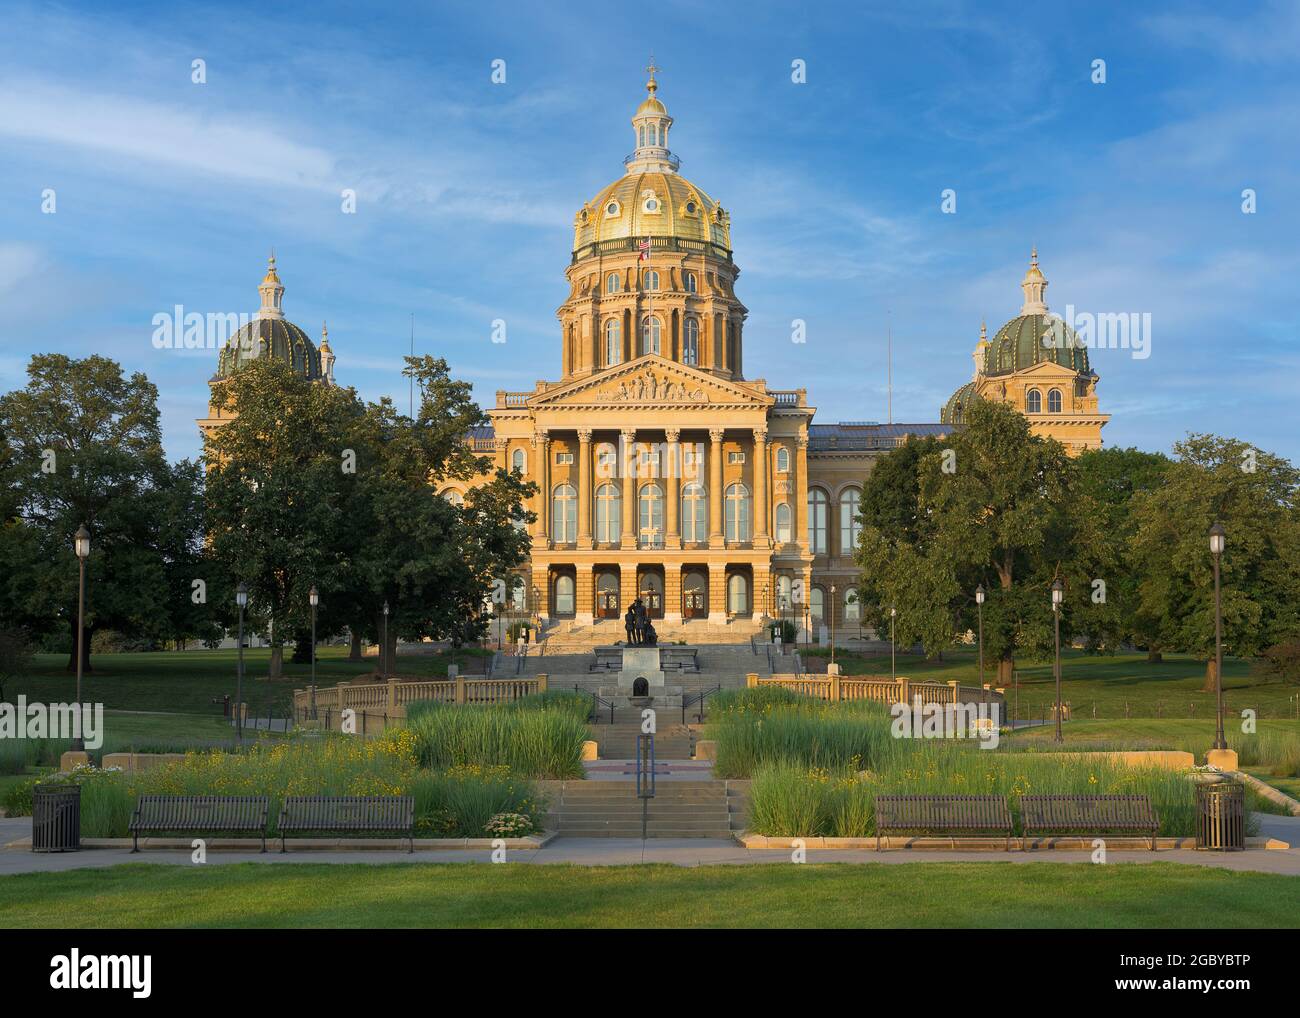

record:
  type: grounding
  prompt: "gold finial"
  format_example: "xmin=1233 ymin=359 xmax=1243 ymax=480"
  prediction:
xmin=321 ymin=320 xmax=329 ymax=345
xmin=1030 ymin=245 xmax=1038 ymax=266
xmin=979 ymin=320 xmax=987 ymax=341
xmin=645 ymin=55 xmax=660 ymax=95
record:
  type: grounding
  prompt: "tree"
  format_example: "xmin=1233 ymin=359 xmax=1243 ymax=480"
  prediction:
xmin=0 ymin=626 xmax=33 ymax=702
xmin=856 ymin=400 xmax=1102 ymax=681
xmin=1074 ymin=446 xmax=1172 ymax=660
xmin=1128 ymin=434 xmax=1300 ymax=686
xmin=0 ymin=355 xmax=204 ymax=672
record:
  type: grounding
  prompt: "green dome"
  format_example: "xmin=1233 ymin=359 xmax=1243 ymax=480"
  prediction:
xmin=216 ymin=318 xmax=322 ymax=381
xmin=984 ymin=313 xmax=1090 ymax=377
xmin=940 ymin=382 xmax=979 ymax=425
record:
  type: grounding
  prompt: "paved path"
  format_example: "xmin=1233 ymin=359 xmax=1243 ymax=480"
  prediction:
xmin=4 ymin=814 xmax=1299 ymax=876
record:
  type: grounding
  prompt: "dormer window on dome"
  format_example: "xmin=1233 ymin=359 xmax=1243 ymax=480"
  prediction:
xmin=605 ymin=200 xmax=621 ymax=217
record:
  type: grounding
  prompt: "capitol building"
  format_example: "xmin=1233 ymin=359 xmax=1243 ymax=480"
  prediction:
xmin=200 ymin=69 xmax=1107 ymax=640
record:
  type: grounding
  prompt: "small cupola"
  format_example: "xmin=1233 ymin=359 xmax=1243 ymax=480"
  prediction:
xmin=626 ymin=59 xmax=679 ymax=174
xmin=258 ymin=251 xmax=286 ymax=320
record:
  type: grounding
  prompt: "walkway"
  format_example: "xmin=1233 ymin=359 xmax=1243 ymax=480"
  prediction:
xmin=4 ymin=814 xmax=1299 ymax=876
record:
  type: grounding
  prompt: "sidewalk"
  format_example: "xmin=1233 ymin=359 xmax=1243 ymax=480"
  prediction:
xmin=4 ymin=814 xmax=1299 ymax=876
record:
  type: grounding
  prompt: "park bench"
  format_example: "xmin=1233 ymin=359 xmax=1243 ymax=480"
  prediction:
xmin=277 ymin=796 xmax=416 ymax=853
xmin=130 ymin=795 xmax=269 ymax=853
xmin=1019 ymin=794 xmax=1159 ymax=850
xmin=874 ymin=794 xmax=1013 ymax=851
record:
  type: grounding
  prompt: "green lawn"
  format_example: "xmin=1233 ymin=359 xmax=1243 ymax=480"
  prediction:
xmin=0 ymin=862 xmax=1296 ymax=928
xmin=7 ymin=646 xmax=485 ymax=715
xmin=819 ymin=647 xmax=1300 ymax=719
xmin=1005 ymin=718 xmax=1300 ymax=749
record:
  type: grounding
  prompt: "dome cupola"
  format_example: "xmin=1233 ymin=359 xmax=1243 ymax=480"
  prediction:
xmin=216 ymin=255 xmax=323 ymax=381
xmin=983 ymin=250 xmax=1091 ymax=377
xmin=626 ymin=60 xmax=679 ymax=174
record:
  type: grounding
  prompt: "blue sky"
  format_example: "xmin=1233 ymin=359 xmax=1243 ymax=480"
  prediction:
xmin=2 ymin=0 xmax=1297 ymax=463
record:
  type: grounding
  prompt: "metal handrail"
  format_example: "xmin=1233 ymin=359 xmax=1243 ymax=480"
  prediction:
xmin=575 ymin=685 xmax=616 ymax=725
xmin=681 ymin=685 xmax=721 ymax=724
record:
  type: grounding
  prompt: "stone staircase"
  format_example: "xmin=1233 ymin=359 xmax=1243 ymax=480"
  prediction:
xmin=542 ymin=780 xmax=747 ymax=838
xmin=588 ymin=720 xmax=694 ymax=758
xmin=540 ymin=616 xmax=768 ymax=649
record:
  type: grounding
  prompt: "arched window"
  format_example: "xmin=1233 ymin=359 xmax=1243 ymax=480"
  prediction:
xmin=606 ymin=273 xmax=621 ymax=294
xmin=839 ymin=487 xmax=861 ymax=554
xmin=775 ymin=502 xmax=792 ymax=543
xmin=595 ymin=482 xmax=621 ymax=544
xmin=554 ymin=574 xmax=575 ymax=615
xmin=776 ymin=446 xmax=790 ymax=472
xmin=442 ymin=489 xmax=464 ymax=506
xmin=725 ymin=482 xmax=751 ymax=542
xmin=638 ymin=125 xmax=647 ymax=147
xmin=638 ymin=483 xmax=664 ymax=548
xmin=604 ymin=319 xmax=621 ymax=366
xmin=727 ymin=573 xmax=749 ymax=615
xmin=643 ymin=270 xmax=660 ymax=291
xmin=844 ymin=587 xmax=860 ymax=621
xmin=511 ymin=448 xmax=526 ymax=474
xmin=1047 ymin=388 xmax=1063 ymax=413
xmin=681 ymin=481 xmax=707 ymax=543
xmin=1026 ymin=389 xmax=1042 ymax=413
xmin=810 ymin=586 xmax=825 ymax=623
xmin=641 ymin=316 xmax=661 ymax=355
xmin=682 ymin=318 xmax=699 ymax=366
xmin=808 ymin=488 xmax=828 ymax=554
xmin=551 ymin=484 xmax=576 ymax=543
xmin=684 ymin=271 xmax=697 ymax=293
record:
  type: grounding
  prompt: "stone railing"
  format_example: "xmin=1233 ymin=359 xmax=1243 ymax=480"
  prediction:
xmin=293 ymin=675 xmax=549 ymax=717
xmin=746 ymin=674 xmax=1005 ymax=711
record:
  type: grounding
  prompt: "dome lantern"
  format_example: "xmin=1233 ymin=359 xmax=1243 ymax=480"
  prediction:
xmin=626 ymin=58 xmax=679 ymax=174
xmin=258 ymin=251 xmax=286 ymax=320
xmin=1020 ymin=246 xmax=1048 ymax=315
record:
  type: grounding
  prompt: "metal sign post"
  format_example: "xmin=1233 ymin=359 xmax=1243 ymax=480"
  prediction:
xmin=636 ymin=732 xmax=656 ymax=840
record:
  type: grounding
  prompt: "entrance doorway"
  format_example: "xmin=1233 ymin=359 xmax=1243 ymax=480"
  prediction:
xmin=596 ymin=571 xmax=620 ymax=619
xmin=682 ymin=570 xmax=707 ymax=619
xmin=637 ymin=567 xmax=665 ymax=618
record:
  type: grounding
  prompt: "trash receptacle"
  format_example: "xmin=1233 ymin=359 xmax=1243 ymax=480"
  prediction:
xmin=31 ymin=783 xmax=81 ymax=853
xmin=1195 ymin=780 xmax=1245 ymax=851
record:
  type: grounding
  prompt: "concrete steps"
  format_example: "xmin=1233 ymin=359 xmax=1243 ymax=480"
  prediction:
xmin=544 ymin=780 xmax=740 ymax=838
xmin=588 ymin=722 xmax=693 ymax=759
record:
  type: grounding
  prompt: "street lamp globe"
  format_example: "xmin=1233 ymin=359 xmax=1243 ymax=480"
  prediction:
xmin=74 ymin=523 xmax=90 ymax=560
xmin=1209 ymin=522 xmax=1226 ymax=556
xmin=1051 ymin=578 xmax=1064 ymax=607
xmin=975 ymin=584 xmax=985 ymax=605
xmin=309 ymin=585 xmax=319 ymax=607
xmin=383 ymin=600 xmax=389 ymax=617
xmin=236 ymin=582 xmax=248 ymax=608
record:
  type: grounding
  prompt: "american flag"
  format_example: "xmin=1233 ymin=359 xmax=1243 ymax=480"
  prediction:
xmin=638 ymin=237 xmax=651 ymax=261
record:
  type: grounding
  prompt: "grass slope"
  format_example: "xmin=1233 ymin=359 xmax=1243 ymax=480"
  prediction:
xmin=0 ymin=862 xmax=1296 ymax=929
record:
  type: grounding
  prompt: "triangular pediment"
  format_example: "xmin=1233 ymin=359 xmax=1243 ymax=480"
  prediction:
xmin=530 ymin=355 xmax=773 ymax=409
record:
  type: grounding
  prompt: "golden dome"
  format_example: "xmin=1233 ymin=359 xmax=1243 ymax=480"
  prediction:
xmin=574 ymin=172 xmax=730 ymax=251
xmin=572 ymin=67 xmax=731 ymax=255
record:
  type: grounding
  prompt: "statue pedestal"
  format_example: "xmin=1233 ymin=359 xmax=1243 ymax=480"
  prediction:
xmin=599 ymin=646 xmax=681 ymax=707
xmin=619 ymin=647 xmax=665 ymax=689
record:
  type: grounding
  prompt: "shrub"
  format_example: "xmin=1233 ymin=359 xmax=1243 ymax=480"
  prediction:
xmin=410 ymin=765 xmax=545 ymax=838
xmin=708 ymin=695 xmax=893 ymax=778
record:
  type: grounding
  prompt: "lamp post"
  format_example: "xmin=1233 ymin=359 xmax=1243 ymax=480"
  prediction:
xmin=1209 ymin=522 xmax=1227 ymax=750
xmin=975 ymin=584 xmax=986 ymax=709
xmin=830 ymin=584 xmax=837 ymax=669
xmin=308 ymin=586 xmax=319 ymax=720
xmin=1051 ymin=578 xmax=1064 ymax=743
xmin=381 ymin=600 xmax=389 ymax=679
xmin=889 ymin=605 xmax=897 ymax=682
xmin=72 ymin=524 xmax=90 ymax=751
xmin=235 ymin=582 xmax=248 ymax=748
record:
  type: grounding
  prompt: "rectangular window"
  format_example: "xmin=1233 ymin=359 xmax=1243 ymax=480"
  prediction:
xmin=555 ymin=452 xmax=574 ymax=465
xmin=728 ymin=451 xmax=746 ymax=464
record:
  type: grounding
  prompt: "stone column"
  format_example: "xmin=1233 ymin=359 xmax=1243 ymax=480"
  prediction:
xmin=620 ymin=427 xmax=637 ymax=549
xmin=708 ymin=561 xmax=727 ymax=625
xmin=665 ymin=427 xmax=681 ymax=550
xmin=575 ymin=562 xmax=594 ymax=627
xmin=708 ymin=427 xmax=724 ymax=548
xmin=752 ymin=426 xmax=769 ymax=548
xmin=664 ymin=566 xmax=683 ymax=626
xmin=533 ymin=430 xmax=550 ymax=545
xmin=577 ymin=428 xmax=593 ymax=547
xmin=795 ymin=431 xmax=809 ymax=556
xmin=494 ymin=436 xmax=509 ymax=473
